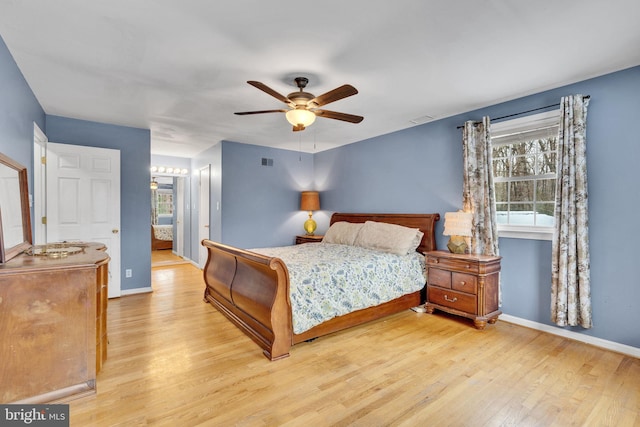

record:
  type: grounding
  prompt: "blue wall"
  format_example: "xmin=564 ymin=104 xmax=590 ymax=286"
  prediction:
xmin=0 ymin=36 xmax=45 ymax=205
xmin=46 ymin=115 xmax=151 ymax=292
xmin=192 ymin=141 xmax=315 ymax=253
xmin=220 ymin=141 xmax=315 ymax=249
xmin=314 ymin=119 xmax=461 ymax=250
xmin=313 ymin=66 xmax=640 ymax=348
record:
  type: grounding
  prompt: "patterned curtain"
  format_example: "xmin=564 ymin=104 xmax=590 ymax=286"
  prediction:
xmin=151 ymin=189 xmax=158 ymax=225
xmin=551 ymin=95 xmax=591 ymax=328
xmin=462 ymin=116 xmax=499 ymax=257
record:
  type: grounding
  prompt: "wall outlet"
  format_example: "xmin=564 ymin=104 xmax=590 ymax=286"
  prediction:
xmin=125 ymin=269 xmax=132 ymax=278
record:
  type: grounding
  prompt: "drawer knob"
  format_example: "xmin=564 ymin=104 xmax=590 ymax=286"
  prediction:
xmin=466 ymin=264 xmax=471 ymax=269
xmin=444 ymin=295 xmax=458 ymax=303
xmin=460 ymin=281 xmax=466 ymax=286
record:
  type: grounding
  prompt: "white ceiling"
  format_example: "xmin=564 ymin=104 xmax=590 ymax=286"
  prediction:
xmin=1 ymin=1 xmax=639 ymax=157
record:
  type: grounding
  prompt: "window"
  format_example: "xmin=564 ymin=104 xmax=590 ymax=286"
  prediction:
xmin=157 ymin=191 xmax=174 ymax=216
xmin=491 ymin=110 xmax=560 ymax=240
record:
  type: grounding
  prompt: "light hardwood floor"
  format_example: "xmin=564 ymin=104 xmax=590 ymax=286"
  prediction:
xmin=151 ymin=249 xmax=190 ymax=267
xmin=69 ymin=263 xmax=640 ymax=426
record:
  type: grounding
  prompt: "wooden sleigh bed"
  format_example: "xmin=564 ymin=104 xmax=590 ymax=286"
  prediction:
xmin=201 ymin=212 xmax=440 ymax=360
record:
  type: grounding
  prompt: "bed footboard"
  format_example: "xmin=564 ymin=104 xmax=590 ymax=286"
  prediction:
xmin=201 ymin=240 xmax=292 ymax=360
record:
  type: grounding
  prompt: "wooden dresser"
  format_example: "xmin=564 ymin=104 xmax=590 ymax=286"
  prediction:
xmin=425 ymin=250 xmax=501 ymax=329
xmin=0 ymin=243 xmax=109 ymax=403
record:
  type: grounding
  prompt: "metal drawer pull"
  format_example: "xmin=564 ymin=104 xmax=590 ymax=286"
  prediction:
xmin=460 ymin=281 xmax=466 ymax=286
xmin=444 ymin=295 xmax=457 ymax=303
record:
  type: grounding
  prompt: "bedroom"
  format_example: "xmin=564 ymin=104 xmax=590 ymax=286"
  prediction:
xmin=0 ymin=0 xmax=639 ymax=423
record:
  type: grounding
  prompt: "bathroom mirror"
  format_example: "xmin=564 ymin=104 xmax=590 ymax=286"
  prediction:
xmin=0 ymin=152 xmax=32 ymax=263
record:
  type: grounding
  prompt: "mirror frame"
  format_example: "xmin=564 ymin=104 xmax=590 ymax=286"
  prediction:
xmin=0 ymin=152 xmax=32 ymax=263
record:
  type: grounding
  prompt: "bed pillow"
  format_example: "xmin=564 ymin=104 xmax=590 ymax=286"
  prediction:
xmin=353 ymin=221 xmax=424 ymax=255
xmin=322 ymin=222 xmax=364 ymax=246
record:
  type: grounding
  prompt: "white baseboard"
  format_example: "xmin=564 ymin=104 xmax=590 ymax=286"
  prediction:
xmin=500 ymin=314 xmax=640 ymax=359
xmin=120 ymin=286 xmax=153 ymax=296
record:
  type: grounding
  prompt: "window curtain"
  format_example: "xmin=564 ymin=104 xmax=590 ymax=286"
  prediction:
xmin=462 ymin=116 xmax=499 ymax=258
xmin=551 ymin=95 xmax=591 ymax=328
xmin=151 ymin=189 xmax=158 ymax=225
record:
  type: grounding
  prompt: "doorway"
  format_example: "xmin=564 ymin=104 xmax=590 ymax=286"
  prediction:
xmin=151 ymin=175 xmax=189 ymax=268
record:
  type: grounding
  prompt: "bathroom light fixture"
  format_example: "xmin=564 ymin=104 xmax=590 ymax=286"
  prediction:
xmin=150 ymin=166 xmax=189 ymax=175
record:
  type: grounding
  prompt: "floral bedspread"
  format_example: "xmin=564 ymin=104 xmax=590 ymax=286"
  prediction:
xmin=152 ymin=225 xmax=173 ymax=241
xmin=251 ymin=243 xmax=427 ymax=334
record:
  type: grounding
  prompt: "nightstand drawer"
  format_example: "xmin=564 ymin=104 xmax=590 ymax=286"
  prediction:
xmin=295 ymin=235 xmax=324 ymax=244
xmin=452 ymin=272 xmax=477 ymax=294
xmin=428 ymin=287 xmax=476 ymax=313
xmin=428 ymin=268 xmax=451 ymax=289
xmin=427 ymin=256 xmax=480 ymax=274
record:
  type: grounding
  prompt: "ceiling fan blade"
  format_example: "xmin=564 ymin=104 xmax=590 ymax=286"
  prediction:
xmin=309 ymin=84 xmax=358 ymax=107
xmin=234 ymin=109 xmax=287 ymax=115
xmin=247 ymin=81 xmax=295 ymax=107
xmin=314 ymin=109 xmax=364 ymax=123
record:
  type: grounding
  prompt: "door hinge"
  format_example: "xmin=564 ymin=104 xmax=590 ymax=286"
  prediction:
xmin=41 ymin=156 xmax=46 ymax=165
xmin=41 ymin=216 xmax=47 ymax=225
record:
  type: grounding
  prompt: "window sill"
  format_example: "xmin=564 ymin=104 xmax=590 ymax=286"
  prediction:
xmin=498 ymin=226 xmax=553 ymax=241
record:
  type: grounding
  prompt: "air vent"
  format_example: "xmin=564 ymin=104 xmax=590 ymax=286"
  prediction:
xmin=410 ymin=115 xmax=435 ymax=125
xmin=261 ymin=158 xmax=274 ymax=167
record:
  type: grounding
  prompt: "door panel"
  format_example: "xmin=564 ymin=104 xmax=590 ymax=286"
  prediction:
xmin=46 ymin=142 xmax=121 ymax=297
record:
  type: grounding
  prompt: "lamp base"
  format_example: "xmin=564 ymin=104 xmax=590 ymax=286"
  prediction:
xmin=303 ymin=213 xmax=317 ymax=236
xmin=447 ymin=236 xmax=467 ymax=254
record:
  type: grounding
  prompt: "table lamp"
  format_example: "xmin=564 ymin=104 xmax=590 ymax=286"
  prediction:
xmin=300 ymin=191 xmax=320 ymax=235
xmin=443 ymin=211 xmax=473 ymax=254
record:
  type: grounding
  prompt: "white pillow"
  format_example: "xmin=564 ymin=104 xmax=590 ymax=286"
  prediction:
xmin=353 ymin=221 xmax=424 ymax=255
xmin=322 ymin=222 xmax=364 ymax=246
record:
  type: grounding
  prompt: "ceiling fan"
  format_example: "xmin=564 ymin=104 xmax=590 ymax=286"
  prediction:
xmin=234 ymin=77 xmax=364 ymax=131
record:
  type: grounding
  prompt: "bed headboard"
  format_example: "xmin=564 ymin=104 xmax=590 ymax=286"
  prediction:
xmin=330 ymin=212 xmax=440 ymax=254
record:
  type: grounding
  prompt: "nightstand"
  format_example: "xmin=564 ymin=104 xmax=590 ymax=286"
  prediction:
xmin=295 ymin=235 xmax=324 ymax=244
xmin=424 ymin=250 xmax=501 ymax=329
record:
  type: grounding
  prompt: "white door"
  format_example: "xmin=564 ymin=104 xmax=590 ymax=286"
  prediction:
xmin=46 ymin=142 xmax=121 ymax=298
xmin=198 ymin=165 xmax=210 ymax=268
xmin=33 ymin=123 xmax=48 ymax=245
xmin=175 ymin=176 xmax=184 ymax=257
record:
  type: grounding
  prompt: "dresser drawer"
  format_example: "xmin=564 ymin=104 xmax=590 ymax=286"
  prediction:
xmin=452 ymin=272 xmax=477 ymax=294
xmin=428 ymin=268 xmax=451 ymax=289
xmin=428 ymin=286 xmax=477 ymax=314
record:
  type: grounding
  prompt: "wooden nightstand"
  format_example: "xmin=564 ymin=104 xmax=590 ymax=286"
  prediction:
xmin=295 ymin=235 xmax=324 ymax=244
xmin=424 ymin=250 xmax=501 ymax=329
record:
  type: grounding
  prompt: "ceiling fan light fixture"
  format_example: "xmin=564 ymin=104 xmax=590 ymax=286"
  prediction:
xmin=286 ymin=108 xmax=316 ymax=128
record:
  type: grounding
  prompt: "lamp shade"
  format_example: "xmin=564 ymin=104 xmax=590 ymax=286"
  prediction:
xmin=300 ymin=191 xmax=320 ymax=211
xmin=286 ymin=109 xmax=316 ymax=128
xmin=443 ymin=211 xmax=473 ymax=237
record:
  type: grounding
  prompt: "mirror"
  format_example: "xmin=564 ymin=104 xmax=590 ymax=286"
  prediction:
xmin=0 ymin=152 xmax=32 ymax=263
